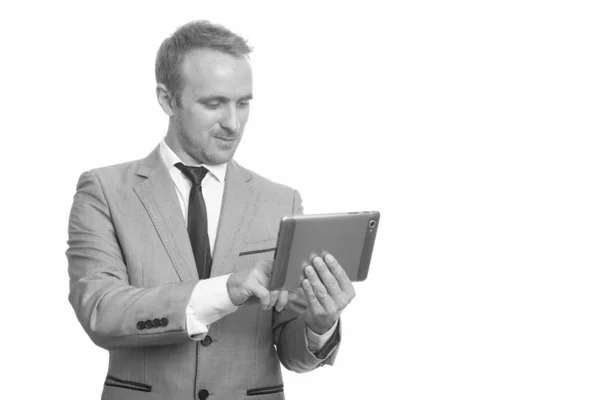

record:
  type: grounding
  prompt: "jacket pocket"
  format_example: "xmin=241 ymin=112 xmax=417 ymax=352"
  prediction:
xmin=239 ymin=247 xmax=276 ymax=256
xmin=104 ymin=375 xmax=152 ymax=393
xmin=247 ymin=384 xmax=284 ymax=396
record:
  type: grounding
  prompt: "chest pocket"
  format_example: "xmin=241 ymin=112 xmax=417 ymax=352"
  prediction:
xmin=235 ymin=197 xmax=289 ymax=270
xmin=235 ymin=236 xmax=278 ymax=275
xmin=239 ymin=211 xmax=280 ymax=259
xmin=239 ymin=238 xmax=277 ymax=258
xmin=239 ymin=240 xmax=277 ymax=257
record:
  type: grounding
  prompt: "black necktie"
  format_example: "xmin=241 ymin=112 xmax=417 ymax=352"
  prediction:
xmin=175 ymin=162 xmax=212 ymax=280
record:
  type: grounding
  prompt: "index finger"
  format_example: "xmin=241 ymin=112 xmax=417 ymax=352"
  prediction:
xmin=323 ymin=253 xmax=354 ymax=294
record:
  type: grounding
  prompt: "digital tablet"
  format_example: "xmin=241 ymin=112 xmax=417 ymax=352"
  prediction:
xmin=270 ymin=211 xmax=380 ymax=290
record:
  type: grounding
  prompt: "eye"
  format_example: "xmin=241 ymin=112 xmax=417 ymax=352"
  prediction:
xmin=237 ymin=100 xmax=250 ymax=109
xmin=204 ymin=101 xmax=222 ymax=110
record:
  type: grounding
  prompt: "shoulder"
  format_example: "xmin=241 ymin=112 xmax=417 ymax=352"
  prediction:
xmin=88 ymin=157 xmax=143 ymax=181
xmin=76 ymin=155 xmax=149 ymax=194
xmin=231 ymin=160 xmax=304 ymax=215
xmin=90 ymin=158 xmax=144 ymax=177
xmin=78 ymin=144 xmax=160 ymax=182
xmin=231 ymin=160 xmax=299 ymax=198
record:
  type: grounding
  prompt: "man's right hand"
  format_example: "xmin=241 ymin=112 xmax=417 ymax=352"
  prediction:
xmin=226 ymin=261 xmax=275 ymax=310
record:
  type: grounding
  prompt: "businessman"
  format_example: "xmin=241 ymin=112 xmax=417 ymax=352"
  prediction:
xmin=67 ymin=20 xmax=355 ymax=399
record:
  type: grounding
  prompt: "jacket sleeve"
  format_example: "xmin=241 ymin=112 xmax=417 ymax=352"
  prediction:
xmin=271 ymin=189 xmax=342 ymax=372
xmin=66 ymin=170 xmax=198 ymax=350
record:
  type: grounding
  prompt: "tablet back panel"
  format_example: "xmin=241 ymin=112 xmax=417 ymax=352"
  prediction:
xmin=271 ymin=211 xmax=379 ymax=289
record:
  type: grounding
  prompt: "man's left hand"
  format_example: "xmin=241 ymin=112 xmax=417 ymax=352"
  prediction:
xmin=301 ymin=253 xmax=355 ymax=335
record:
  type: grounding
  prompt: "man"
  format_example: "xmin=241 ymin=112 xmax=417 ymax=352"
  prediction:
xmin=67 ymin=20 xmax=355 ymax=400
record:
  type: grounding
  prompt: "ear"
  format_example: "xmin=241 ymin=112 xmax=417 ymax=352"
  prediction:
xmin=156 ymin=83 xmax=175 ymax=116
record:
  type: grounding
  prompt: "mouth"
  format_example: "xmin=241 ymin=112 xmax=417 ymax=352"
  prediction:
xmin=213 ymin=136 xmax=236 ymax=142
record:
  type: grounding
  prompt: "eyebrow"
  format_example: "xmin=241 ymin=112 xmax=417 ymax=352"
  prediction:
xmin=197 ymin=94 xmax=253 ymax=102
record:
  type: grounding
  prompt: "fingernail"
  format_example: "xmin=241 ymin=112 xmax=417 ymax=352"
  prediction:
xmin=325 ymin=254 xmax=334 ymax=263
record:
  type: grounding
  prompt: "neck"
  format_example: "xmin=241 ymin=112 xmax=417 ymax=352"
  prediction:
xmin=164 ymin=128 xmax=202 ymax=166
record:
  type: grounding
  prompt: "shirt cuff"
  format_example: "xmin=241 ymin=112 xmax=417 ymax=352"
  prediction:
xmin=185 ymin=274 xmax=238 ymax=340
xmin=305 ymin=319 xmax=339 ymax=353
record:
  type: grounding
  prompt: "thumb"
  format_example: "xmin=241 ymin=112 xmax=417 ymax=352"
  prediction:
xmin=258 ymin=260 xmax=275 ymax=278
xmin=254 ymin=285 xmax=271 ymax=310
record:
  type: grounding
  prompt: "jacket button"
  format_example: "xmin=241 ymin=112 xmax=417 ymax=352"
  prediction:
xmin=152 ymin=318 xmax=161 ymax=328
xmin=144 ymin=320 xmax=153 ymax=329
xmin=136 ymin=321 xmax=145 ymax=330
xmin=198 ymin=389 xmax=209 ymax=399
xmin=200 ymin=335 xmax=212 ymax=347
xmin=160 ymin=317 xmax=169 ymax=327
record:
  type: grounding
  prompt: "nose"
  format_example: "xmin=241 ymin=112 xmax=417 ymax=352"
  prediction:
xmin=219 ymin=103 xmax=240 ymax=134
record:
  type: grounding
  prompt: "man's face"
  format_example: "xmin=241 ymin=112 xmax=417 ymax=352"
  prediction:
xmin=167 ymin=48 xmax=253 ymax=165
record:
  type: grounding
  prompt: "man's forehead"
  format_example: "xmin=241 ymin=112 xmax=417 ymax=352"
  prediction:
xmin=180 ymin=48 xmax=252 ymax=94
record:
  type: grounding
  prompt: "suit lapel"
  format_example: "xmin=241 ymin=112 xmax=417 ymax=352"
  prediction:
xmin=211 ymin=160 xmax=260 ymax=277
xmin=133 ymin=145 xmax=197 ymax=282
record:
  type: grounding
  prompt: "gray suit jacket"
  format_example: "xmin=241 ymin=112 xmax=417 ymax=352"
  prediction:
xmin=66 ymin=144 xmax=340 ymax=400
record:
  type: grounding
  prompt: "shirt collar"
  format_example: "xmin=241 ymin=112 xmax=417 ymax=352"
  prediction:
xmin=159 ymin=139 xmax=227 ymax=183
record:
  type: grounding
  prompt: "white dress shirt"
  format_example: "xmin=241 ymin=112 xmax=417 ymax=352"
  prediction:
xmin=159 ymin=140 xmax=337 ymax=352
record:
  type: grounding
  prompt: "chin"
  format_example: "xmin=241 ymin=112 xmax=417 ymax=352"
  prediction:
xmin=205 ymin=151 xmax=235 ymax=166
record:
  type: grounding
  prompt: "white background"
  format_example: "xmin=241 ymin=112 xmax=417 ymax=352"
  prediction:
xmin=1 ymin=1 xmax=599 ymax=399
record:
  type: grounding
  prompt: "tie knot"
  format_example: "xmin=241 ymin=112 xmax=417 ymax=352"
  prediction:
xmin=175 ymin=162 xmax=209 ymax=186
